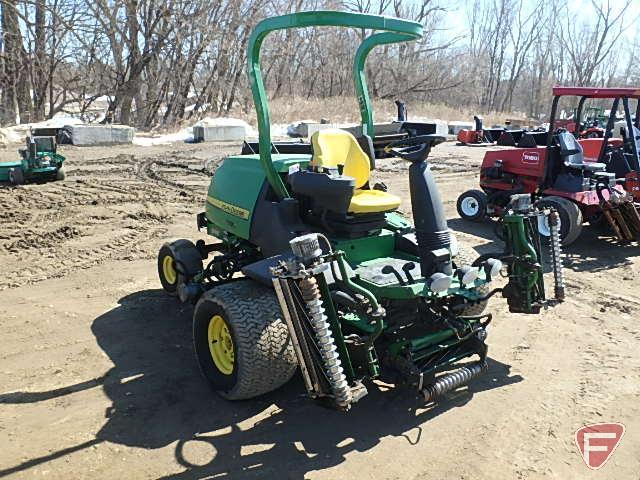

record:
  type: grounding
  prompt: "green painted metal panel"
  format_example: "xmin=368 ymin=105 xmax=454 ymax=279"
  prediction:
xmin=247 ymin=11 xmax=423 ymax=199
xmin=206 ymin=154 xmax=310 ymax=239
xmin=385 ymin=211 xmax=413 ymax=231
xmin=333 ymin=228 xmax=397 ymax=264
xmin=0 ymin=161 xmax=23 ymax=181
xmin=342 ymin=312 xmax=377 ymax=334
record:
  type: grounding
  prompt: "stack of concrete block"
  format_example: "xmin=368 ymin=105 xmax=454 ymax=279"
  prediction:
xmin=65 ymin=124 xmax=134 ymax=146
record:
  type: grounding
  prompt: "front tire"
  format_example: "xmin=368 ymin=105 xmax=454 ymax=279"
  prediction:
xmin=536 ymin=196 xmax=583 ymax=246
xmin=193 ymin=280 xmax=297 ymax=400
xmin=157 ymin=239 xmax=203 ymax=297
xmin=55 ymin=168 xmax=66 ymax=181
xmin=8 ymin=168 xmax=24 ymax=185
xmin=457 ymin=190 xmax=488 ymax=221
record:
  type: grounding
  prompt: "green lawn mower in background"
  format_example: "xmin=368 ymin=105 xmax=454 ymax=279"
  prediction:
xmin=0 ymin=135 xmax=66 ymax=185
xmin=157 ymin=11 xmax=565 ymax=410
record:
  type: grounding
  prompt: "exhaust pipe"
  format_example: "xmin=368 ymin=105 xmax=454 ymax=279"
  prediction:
xmin=473 ymin=115 xmax=483 ymax=132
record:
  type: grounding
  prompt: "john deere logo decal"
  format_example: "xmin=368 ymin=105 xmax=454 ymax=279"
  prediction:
xmin=522 ymin=151 xmax=540 ymax=164
xmin=207 ymin=196 xmax=250 ymax=219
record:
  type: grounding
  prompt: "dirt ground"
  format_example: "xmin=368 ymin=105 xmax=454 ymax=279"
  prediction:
xmin=0 ymin=140 xmax=638 ymax=479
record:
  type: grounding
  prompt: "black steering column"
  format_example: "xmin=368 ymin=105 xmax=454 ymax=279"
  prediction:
xmin=385 ymin=135 xmax=451 ymax=276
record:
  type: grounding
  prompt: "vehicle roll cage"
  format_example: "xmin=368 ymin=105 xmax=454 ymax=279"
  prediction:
xmin=247 ymin=11 xmax=423 ymax=199
xmin=543 ymin=86 xmax=640 ymax=188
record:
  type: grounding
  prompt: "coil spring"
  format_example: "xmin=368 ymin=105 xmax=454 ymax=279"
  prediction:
xmin=548 ymin=210 xmax=565 ymax=301
xmin=422 ymin=361 xmax=487 ymax=403
xmin=299 ymin=276 xmax=352 ymax=407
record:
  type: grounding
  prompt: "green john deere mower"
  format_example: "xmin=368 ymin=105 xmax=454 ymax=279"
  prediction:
xmin=0 ymin=135 xmax=66 ymax=185
xmin=157 ymin=11 xmax=565 ymax=410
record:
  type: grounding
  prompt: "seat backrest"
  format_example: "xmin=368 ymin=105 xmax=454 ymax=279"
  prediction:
xmin=33 ymin=136 xmax=56 ymax=153
xmin=556 ymin=131 xmax=584 ymax=165
xmin=311 ymin=129 xmax=370 ymax=188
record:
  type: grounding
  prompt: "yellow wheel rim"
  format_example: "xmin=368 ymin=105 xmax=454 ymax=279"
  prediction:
xmin=162 ymin=255 xmax=177 ymax=284
xmin=207 ymin=315 xmax=234 ymax=375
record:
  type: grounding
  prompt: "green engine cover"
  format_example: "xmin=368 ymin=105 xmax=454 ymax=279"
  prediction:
xmin=206 ymin=153 xmax=310 ymax=239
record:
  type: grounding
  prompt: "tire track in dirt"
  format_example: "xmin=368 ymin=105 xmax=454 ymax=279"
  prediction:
xmin=0 ymin=147 xmax=226 ymax=290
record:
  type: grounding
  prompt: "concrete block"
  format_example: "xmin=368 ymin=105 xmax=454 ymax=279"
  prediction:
xmin=448 ymin=121 xmax=474 ymax=135
xmin=67 ymin=124 xmax=134 ymax=146
xmin=193 ymin=125 xmax=246 ymax=142
xmin=287 ymin=122 xmax=334 ymax=138
xmin=344 ymin=122 xmax=405 ymax=137
xmin=403 ymin=119 xmax=449 ymax=137
xmin=429 ymin=120 xmax=449 ymax=137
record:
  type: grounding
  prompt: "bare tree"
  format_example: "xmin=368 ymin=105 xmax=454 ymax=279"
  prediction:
xmin=0 ymin=0 xmax=638 ymax=128
xmin=558 ymin=0 xmax=634 ymax=86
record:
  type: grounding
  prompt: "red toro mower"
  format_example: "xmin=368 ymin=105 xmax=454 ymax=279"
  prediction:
xmin=555 ymin=105 xmax=607 ymax=139
xmin=457 ymin=86 xmax=640 ymax=245
xmin=456 ymin=116 xmax=505 ymax=145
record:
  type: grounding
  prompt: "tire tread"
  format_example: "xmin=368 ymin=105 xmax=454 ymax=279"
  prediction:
xmin=195 ymin=280 xmax=297 ymax=400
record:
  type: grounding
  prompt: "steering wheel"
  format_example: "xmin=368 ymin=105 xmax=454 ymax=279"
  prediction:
xmin=383 ymin=134 xmax=446 ymax=163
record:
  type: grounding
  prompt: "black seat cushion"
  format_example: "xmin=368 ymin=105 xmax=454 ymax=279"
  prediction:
xmin=556 ymin=131 xmax=605 ymax=172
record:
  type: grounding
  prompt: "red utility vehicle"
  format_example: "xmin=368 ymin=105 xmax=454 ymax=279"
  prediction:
xmin=456 ymin=116 xmax=505 ymax=145
xmin=457 ymin=87 xmax=640 ymax=245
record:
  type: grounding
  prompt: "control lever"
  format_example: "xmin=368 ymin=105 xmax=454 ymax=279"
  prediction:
xmin=381 ymin=265 xmax=405 ymax=286
xmin=402 ymin=262 xmax=416 ymax=284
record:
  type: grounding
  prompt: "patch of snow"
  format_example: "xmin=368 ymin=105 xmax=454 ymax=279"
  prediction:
xmin=194 ymin=117 xmax=251 ymax=129
xmin=0 ymin=126 xmax=24 ymax=146
xmin=271 ymin=123 xmax=292 ymax=138
xmin=133 ymin=128 xmax=193 ymax=146
xmin=185 ymin=103 xmax=210 ymax=113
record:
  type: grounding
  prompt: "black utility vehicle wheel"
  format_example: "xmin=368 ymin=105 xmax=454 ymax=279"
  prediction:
xmin=157 ymin=239 xmax=203 ymax=296
xmin=457 ymin=190 xmax=488 ymax=221
xmin=536 ymin=196 xmax=583 ymax=246
xmin=193 ymin=280 xmax=297 ymax=400
xmin=55 ymin=168 xmax=66 ymax=181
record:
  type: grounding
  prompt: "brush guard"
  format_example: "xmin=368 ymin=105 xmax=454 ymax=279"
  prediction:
xmin=597 ymin=183 xmax=640 ymax=242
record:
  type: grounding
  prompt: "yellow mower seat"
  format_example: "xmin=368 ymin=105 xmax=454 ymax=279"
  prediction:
xmin=311 ymin=129 xmax=401 ymax=214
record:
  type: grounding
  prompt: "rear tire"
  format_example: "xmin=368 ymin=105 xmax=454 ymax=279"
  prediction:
xmin=157 ymin=239 xmax=203 ymax=297
xmin=193 ymin=280 xmax=297 ymax=400
xmin=457 ymin=190 xmax=488 ymax=221
xmin=8 ymin=168 xmax=24 ymax=185
xmin=536 ymin=196 xmax=583 ymax=246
